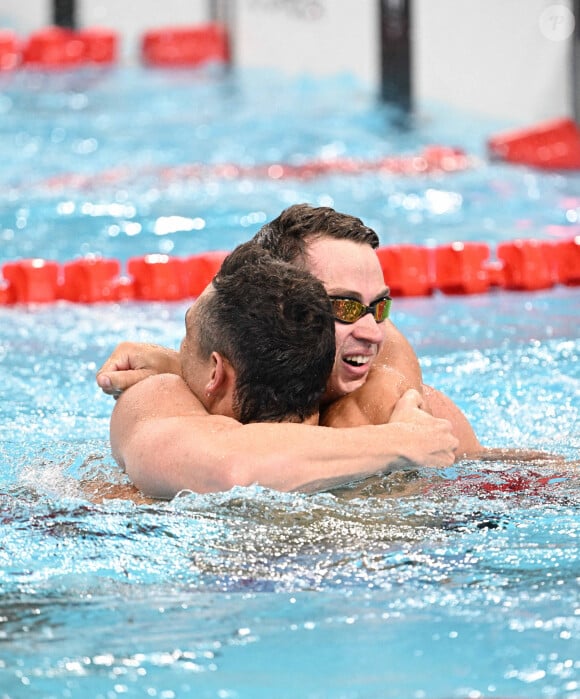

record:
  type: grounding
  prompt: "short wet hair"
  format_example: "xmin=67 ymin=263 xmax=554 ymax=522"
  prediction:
xmin=252 ymin=203 xmax=380 ymax=266
xmin=196 ymin=241 xmax=336 ymax=424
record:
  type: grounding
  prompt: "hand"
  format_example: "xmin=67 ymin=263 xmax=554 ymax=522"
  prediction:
xmin=390 ymin=389 xmax=459 ymax=468
xmin=96 ymin=342 xmax=181 ymax=396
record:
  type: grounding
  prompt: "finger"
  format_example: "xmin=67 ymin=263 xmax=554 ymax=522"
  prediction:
xmin=96 ymin=353 xmax=134 ymax=375
xmin=391 ymin=389 xmax=421 ymax=418
xmin=402 ymin=388 xmax=422 ymax=406
xmin=96 ymin=369 xmax=153 ymax=395
xmin=95 ymin=343 xmax=137 ymax=375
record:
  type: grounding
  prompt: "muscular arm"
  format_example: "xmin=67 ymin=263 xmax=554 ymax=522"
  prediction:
xmin=421 ymin=384 xmax=483 ymax=457
xmin=97 ymin=342 xmax=181 ymax=395
xmin=321 ymin=365 xmax=483 ymax=457
xmin=321 ymin=365 xmax=413 ymax=427
xmin=377 ymin=322 xmax=483 ymax=454
xmin=99 ymin=327 xmax=482 ymax=458
xmin=111 ymin=374 xmax=459 ymax=498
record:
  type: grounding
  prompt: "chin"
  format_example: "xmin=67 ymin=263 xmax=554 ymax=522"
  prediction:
xmin=334 ymin=376 xmax=367 ymax=399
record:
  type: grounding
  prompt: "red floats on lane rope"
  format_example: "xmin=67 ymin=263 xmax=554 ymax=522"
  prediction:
xmin=128 ymin=255 xmax=188 ymax=301
xmin=435 ymin=242 xmax=492 ymax=295
xmin=376 ymin=245 xmax=433 ymax=297
xmin=61 ymin=257 xmax=122 ymax=303
xmin=32 ymin=146 xmax=473 ymax=195
xmin=488 ymin=118 xmax=580 ymax=170
xmin=0 ymin=22 xmax=228 ymax=72
xmin=126 ymin=251 xmax=230 ymax=301
xmin=2 ymin=259 xmax=60 ymax=303
xmin=0 ymin=239 xmax=578 ymax=306
xmin=23 ymin=27 xmax=84 ymax=68
xmin=0 ymin=29 xmax=20 ymax=71
xmin=77 ymin=28 xmax=118 ymax=65
xmin=21 ymin=26 xmax=118 ymax=68
xmin=497 ymin=239 xmax=557 ymax=291
xmin=184 ymin=251 xmax=229 ymax=297
xmin=555 ymin=237 xmax=580 ymax=286
xmin=141 ymin=24 xmax=229 ymax=67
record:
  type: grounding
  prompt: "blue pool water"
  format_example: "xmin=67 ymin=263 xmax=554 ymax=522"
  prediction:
xmin=0 ymin=66 xmax=579 ymax=698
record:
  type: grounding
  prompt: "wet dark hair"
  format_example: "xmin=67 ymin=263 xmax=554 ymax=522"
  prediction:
xmin=252 ymin=203 xmax=380 ymax=266
xmin=196 ymin=241 xmax=336 ymax=424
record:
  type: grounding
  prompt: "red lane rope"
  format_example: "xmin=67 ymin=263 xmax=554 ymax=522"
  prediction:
xmin=3 ymin=27 xmax=580 ymax=172
xmin=0 ymin=23 xmax=228 ymax=71
xmin=1 ymin=238 xmax=578 ymax=305
xmin=23 ymin=146 xmax=473 ymax=196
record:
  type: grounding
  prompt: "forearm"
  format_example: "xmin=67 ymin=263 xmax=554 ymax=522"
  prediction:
xmin=97 ymin=342 xmax=181 ymax=394
xmin=226 ymin=422 xmax=425 ymax=492
xmin=121 ymin=419 xmax=438 ymax=498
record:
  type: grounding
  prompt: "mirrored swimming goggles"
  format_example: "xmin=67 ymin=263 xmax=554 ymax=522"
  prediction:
xmin=329 ymin=295 xmax=392 ymax=324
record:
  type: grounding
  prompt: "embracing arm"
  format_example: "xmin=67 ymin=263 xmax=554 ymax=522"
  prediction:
xmin=97 ymin=342 xmax=181 ymax=395
xmin=321 ymin=365 xmax=414 ymax=427
xmin=111 ymin=375 xmax=459 ymax=498
xmin=371 ymin=323 xmax=482 ymax=454
xmin=321 ymin=365 xmax=483 ymax=457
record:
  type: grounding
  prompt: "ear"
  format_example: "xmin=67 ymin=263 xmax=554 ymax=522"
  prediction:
xmin=205 ymin=351 xmax=232 ymax=396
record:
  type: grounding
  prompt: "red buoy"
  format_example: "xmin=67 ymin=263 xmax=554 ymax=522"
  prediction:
xmin=22 ymin=27 xmax=85 ymax=69
xmin=142 ymin=24 xmax=229 ymax=67
xmin=434 ymin=242 xmax=491 ymax=294
xmin=77 ymin=28 xmax=118 ymax=65
xmin=0 ymin=30 xmax=20 ymax=71
xmin=376 ymin=245 xmax=433 ymax=297
xmin=496 ymin=239 xmax=556 ymax=291
xmin=2 ymin=259 xmax=60 ymax=303
xmin=128 ymin=255 xmax=188 ymax=301
xmin=488 ymin=118 xmax=580 ymax=170
xmin=184 ymin=251 xmax=229 ymax=297
xmin=553 ymin=237 xmax=580 ymax=286
xmin=61 ymin=257 xmax=121 ymax=303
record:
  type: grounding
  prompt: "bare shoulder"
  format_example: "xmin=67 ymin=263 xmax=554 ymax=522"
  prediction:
xmin=117 ymin=373 xmax=207 ymax=418
xmin=375 ymin=320 xmax=423 ymax=386
xmin=422 ymin=384 xmax=482 ymax=455
xmin=110 ymin=372 xmax=239 ymax=480
xmin=321 ymin=366 xmax=411 ymax=427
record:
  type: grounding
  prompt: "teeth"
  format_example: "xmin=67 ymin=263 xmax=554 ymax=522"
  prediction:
xmin=344 ymin=355 xmax=370 ymax=367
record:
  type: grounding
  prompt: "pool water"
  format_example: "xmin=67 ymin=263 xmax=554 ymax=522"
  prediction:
xmin=0 ymin=66 xmax=579 ymax=698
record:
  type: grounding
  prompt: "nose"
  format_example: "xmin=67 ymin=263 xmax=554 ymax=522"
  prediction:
xmin=350 ymin=312 xmax=385 ymax=345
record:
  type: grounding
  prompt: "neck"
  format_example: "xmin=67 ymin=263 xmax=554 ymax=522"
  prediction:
xmin=247 ymin=411 xmax=320 ymax=426
xmin=284 ymin=411 xmax=319 ymax=426
xmin=204 ymin=390 xmax=236 ymax=419
xmin=303 ymin=411 xmax=320 ymax=426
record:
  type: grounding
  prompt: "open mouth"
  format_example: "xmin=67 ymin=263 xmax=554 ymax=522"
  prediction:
xmin=343 ymin=354 xmax=372 ymax=368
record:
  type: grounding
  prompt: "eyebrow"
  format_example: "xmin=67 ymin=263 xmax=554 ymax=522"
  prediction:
xmin=327 ymin=287 xmax=391 ymax=302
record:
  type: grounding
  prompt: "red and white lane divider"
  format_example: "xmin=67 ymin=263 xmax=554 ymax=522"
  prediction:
xmin=488 ymin=118 xmax=580 ymax=171
xmin=1 ymin=24 xmax=579 ymax=169
xmin=0 ymin=26 xmax=118 ymax=69
xmin=1 ymin=238 xmax=578 ymax=306
xmin=31 ymin=146 xmax=473 ymax=194
xmin=0 ymin=23 xmax=229 ymax=70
